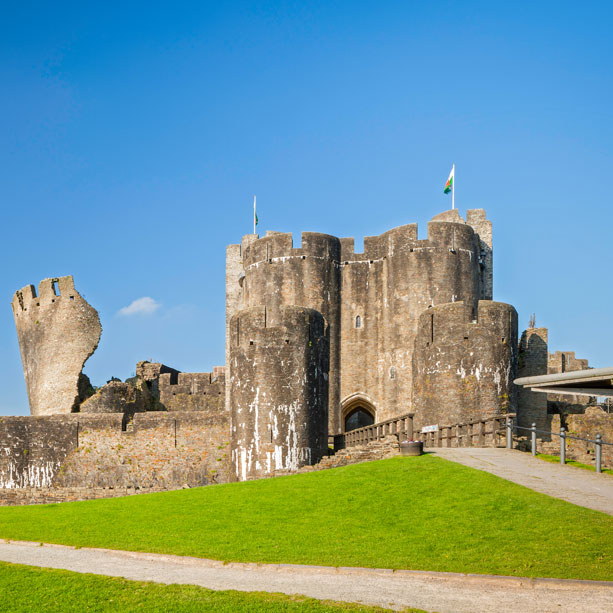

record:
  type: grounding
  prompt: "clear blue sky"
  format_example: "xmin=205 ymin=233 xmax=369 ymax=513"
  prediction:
xmin=1 ymin=1 xmax=612 ymax=415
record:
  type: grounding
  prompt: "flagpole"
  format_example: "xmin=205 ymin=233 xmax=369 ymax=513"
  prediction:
xmin=253 ymin=195 xmax=256 ymax=234
xmin=452 ymin=164 xmax=455 ymax=210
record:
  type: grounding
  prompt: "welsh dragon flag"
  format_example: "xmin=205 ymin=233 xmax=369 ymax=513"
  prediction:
xmin=444 ymin=166 xmax=454 ymax=194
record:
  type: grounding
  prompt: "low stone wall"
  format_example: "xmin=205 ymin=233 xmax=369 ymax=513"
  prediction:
xmin=0 ymin=486 xmax=176 ymax=506
xmin=0 ymin=411 xmax=231 ymax=495
xmin=538 ymin=408 xmax=613 ymax=469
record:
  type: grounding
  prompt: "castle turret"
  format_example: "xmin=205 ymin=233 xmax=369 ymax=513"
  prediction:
xmin=412 ymin=300 xmax=518 ymax=428
xmin=11 ymin=276 xmax=101 ymax=416
xmin=229 ymin=305 xmax=329 ymax=481
xmin=229 ymin=231 xmax=341 ymax=433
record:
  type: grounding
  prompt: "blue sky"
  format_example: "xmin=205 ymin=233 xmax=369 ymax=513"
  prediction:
xmin=1 ymin=1 xmax=612 ymax=415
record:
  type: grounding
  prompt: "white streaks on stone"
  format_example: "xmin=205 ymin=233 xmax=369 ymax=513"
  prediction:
xmin=0 ymin=459 xmax=58 ymax=489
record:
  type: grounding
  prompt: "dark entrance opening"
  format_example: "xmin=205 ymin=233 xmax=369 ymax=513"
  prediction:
xmin=344 ymin=407 xmax=375 ymax=432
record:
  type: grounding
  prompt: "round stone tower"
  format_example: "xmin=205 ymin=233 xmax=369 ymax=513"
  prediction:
xmin=229 ymin=305 xmax=329 ymax=481
xmin=240 ymin=232 xmax=341 ymax=433
xmin=412 ymin=300 xmax=518 ymax=429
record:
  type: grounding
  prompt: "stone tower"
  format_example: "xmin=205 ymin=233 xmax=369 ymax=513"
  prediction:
xmin=229 ymin=306 xmax=329 ymax=481
xmin=226 ymin=209 xmax=512 ymax=435
xmin=412 ymin=301 xmax=518 ymax=428
xmin=11 ymin=276 xmax=101 ymax=416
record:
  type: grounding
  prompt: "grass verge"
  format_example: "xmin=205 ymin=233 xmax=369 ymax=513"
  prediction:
xmin=536 ymin=453 xmax=613 ymax=475
xmin=0 ymin=561 xmax=407 ymax=612
xmin=0 ymin=456 xmax=611 ymax=580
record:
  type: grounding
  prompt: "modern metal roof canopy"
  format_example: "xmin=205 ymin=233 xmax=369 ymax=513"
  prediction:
xmin=514 ymin=367 xmax=613 ymax=397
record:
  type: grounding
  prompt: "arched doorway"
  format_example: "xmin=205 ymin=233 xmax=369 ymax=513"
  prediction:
xmin=341 ymin=394 xmax=377 ymax=432
xmin=344 ymin=406 xmax=375 ymax=432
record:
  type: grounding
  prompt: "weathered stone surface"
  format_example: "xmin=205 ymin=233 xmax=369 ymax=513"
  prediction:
xmin=238 ymin=233 xmax=341 ymax=433
xmin=412 ymin=301 xmax=518 ymax=429
xmin=159 ymin=371 xmax=226 ymax=413
xmin=0 ymin=411 xmax=231 ymax=491
xmin=131 ymin=361 xmax=226 ymax=413
xmin=516 ymin=327 xmax=549 ymax=430
xmin=229 ymin=306 xmax=329 ymax=481
xmin=227 ymin=210 xmax=496 ymax=433
xmin=79 ymin=381 xmax=149 ymax=415
xmin=11 ymin=276 xmax=101 ymax=416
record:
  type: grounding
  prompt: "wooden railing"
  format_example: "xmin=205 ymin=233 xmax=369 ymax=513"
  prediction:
xmin=336 ymin=413 xmax=516 ymax=450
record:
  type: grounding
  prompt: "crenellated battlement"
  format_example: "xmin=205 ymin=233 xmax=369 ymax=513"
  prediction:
xmin=239 ymin=210 xmax=489 ymax=269
xmin=11 ymin=276 xmax=78 ymax=316
xmin=242 ymin=232 xmax=342 ymax=267
xmin=159 ymin=371 xmax=225 ymax=388
xmin=341 ymin=215 xmax=485 ymax=264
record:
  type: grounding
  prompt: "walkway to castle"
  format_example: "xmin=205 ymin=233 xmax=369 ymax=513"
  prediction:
xmin=429 ymin=448 xmax=613 ymax=515
xmin=0 ymin=540 xmax=611 ymax=613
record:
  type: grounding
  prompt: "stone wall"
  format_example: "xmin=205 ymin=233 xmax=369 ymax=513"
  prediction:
xmin=516 ymin=327 xmax=549 ymax=430
xmin=0 ymin=416 xmax=77 ymax=488
xmin=11 ymin=276 xmax=101 ymax=415
xmin=540 ymin=408 xmax=613 ymax=469
xmin=412 ymin=300 xmax=518 ymax=430
xmin=159 ymin=371 xmax=226 ymax=413
xmin=0 ymin=486 xmax=173 ymax=506
xmin=80 ymin=381 xmax=149 ymax=415
xmin=0 ymin=411 xmax=231 ymax=492
xmin=229 ymin=306 xmax=329 ymax=481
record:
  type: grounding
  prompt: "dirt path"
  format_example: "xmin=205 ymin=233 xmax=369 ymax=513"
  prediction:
xmin=1 ymin=541 xmax=611 ymax=613
xmin=429 ymin=448 xmax=613 ymax=514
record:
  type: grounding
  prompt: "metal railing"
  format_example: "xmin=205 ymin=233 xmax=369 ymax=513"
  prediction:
xmin=513 ymin=421 xmax=611 ymax=473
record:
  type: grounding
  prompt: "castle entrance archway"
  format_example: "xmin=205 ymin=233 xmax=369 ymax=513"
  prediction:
xmin=341 ymin=394 xmax=377 ymax=432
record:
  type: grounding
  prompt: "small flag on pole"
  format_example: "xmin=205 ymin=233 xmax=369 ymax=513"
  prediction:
xmin=444 ymin=164 xmax=455 ymax=209
xmin=253 ymin=195 xmax=258 ymax=234
xmin=444 ymin=166 xmax=454 ymax=193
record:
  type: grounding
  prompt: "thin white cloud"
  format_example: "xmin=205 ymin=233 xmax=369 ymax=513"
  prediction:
xmin=117 ymin=297 xmax=161 ymax=317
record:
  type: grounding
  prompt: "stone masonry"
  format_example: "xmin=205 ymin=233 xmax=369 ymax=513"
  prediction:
xmin=11 ymin=276 xmax=101 ymax=415
xmin=229 ymin=306 xmax=329 ymax=481
xmin=5 ymin=207 xmax=609 ymax=503
xmin=226 ymin=208 xmax=508 ymax=435
xmin=412 ymin=300 xmax=518 ymax=430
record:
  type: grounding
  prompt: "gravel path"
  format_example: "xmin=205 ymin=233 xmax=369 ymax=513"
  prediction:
xmin=1 ymin=540 xmax=611 ymax=613
xmin=429 ymin=448 xmax=613 ymax=514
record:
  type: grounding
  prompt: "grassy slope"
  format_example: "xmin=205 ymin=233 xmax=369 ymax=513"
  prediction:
xmin=0 ymin=562 xmax=407 ymax=612
xmin=0 ymin=456 xmax=611 ymax=580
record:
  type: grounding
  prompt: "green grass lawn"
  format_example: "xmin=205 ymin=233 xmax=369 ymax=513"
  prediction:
xmin=0 ymin=455 xmax=611 ymax=580
xmin=0 ymin=562 xmax=407 ymax=612
xmin=536 ymin=453 xmax=613 ymax=475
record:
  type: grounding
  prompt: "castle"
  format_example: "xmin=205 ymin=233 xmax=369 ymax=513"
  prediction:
xmin=1 ymin=208 xmax=608 ymax=501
